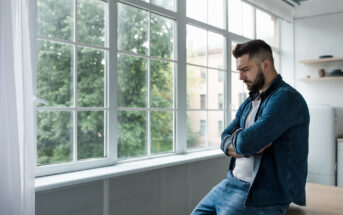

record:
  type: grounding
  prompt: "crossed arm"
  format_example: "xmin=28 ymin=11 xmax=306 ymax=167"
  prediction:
xmin=221 ymin=90 xmax=300 ymax=157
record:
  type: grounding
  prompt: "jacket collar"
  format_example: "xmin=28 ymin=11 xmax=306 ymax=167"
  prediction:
xmin=249 ymin=74 xmax=282 ymax=100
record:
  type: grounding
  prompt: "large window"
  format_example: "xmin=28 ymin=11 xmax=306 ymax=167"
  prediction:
xmin=35 ymin=0 xmax=280 ymax=175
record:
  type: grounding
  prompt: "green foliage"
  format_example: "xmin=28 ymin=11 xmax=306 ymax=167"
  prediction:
xmin=77 ymin=111 xmax=104 ymax=160
xmin=117 ymin=111 xmax=147 ymax=158
xmin=38 ymin=0 xmax=73 ymax=41
xmin=77 ymin=47 xmax=104 ymax=107
xmin=37 ymin=111 xmax=72 ymax=165
xmin=78 ymin=0 xmax=105 ymax=46
xmin=37 ymin=40 xmax=73 ymax=108
xmin=151 ymin=111 xmax=173 ymax=154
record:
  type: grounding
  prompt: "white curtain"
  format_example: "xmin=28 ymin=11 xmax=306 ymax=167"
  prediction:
xmin=0 ymin=0 xmax=35 ymax=214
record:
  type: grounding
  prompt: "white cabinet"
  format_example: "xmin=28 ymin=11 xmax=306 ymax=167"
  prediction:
xmin=307 ymin=105 xmax=336 ymax=186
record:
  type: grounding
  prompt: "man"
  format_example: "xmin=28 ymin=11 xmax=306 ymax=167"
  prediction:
xmin=191 ymin=40 xmax=309 ymax=215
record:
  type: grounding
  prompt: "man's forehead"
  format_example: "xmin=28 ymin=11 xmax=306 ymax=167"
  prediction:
xmin=236 ymin=54 xmax=251 ymax=69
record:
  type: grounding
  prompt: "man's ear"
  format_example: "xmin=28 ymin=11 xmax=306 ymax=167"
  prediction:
xmin=261 ymin=59 xmax=271 ymax=73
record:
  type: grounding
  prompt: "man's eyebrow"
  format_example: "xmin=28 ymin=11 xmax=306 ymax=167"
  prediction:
xmin=238 ymin=66 xmax=248 ymax=71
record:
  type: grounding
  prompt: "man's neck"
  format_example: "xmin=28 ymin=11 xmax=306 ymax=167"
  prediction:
xmin=259 ymin=72 xmax=278 ymax=93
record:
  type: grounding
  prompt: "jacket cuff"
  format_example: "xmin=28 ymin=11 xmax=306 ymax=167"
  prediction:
xmin=232 ymin=128 xmax=250 ymax=157
xmin=221 ymin=128 xmax=242 ymax=156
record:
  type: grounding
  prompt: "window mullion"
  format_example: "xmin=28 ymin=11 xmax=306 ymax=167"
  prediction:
xmin=175 ymin=0 xmax=187 ymax=154
xmin=73 ymin=0 xmax=78 ymax=163
xmin=147 ymin=11 xmax=151 ymax=157
xmin=253 ymin=7 xmax=257 ymax=39
xmin=108 ymin=0 xmax=118 ymax=163
xmin=224 ymin=0 xmax=228 ymax=32
xmin=226 ymin=39 xmax=232 ymax=125
xmin=206 ymin=30 xmax=209 ymax=149
xmin=224 ymin=0 xmax=231 ymax=126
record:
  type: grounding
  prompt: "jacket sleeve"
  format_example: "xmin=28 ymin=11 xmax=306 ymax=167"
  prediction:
xmin=220 ymin=99 xmax=248 ymax=155
xmin=233 ymin=90 xmax=301 ymax=157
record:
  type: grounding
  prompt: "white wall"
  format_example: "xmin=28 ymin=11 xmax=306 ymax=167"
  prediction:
xmin=294 ymin=2 xmax=343 ymax=138
xmin=36 ymin=156 xmax=229 ymax=215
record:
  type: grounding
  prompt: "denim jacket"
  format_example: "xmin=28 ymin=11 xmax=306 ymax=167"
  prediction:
xmin=221 ymin=74 xmax=310 ymax=208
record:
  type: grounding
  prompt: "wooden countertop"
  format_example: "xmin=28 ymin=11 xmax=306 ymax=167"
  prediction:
xmin=286 ymin=183 xmax=343 ymax=215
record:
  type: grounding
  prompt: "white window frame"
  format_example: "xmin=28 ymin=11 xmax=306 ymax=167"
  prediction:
xmin=34 ymin=0 xmax=281 ymax=177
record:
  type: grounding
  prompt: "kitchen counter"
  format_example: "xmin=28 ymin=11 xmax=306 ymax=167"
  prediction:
xmin=286 ymin=183 xmax=343 ymax=215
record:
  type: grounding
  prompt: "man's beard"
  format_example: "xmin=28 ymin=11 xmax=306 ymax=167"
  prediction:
xmin=247 ymin=68 xmax=265 ymax=92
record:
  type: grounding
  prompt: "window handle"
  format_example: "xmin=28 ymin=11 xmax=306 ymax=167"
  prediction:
xmin=33 ymin=97 xmax=49 ymax=105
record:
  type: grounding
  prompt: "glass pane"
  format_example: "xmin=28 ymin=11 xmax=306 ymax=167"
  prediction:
xmin=118 ymin=3 xmax=149 ymax=55
xmin=37 ymin=0 xmax=73 ymax=41
xmin=208 ymin=111 xmax=224 ymax=147
xmin=231 ymin=42 xmax=237 ymax=71
xmin=151 ymin=60 xmax=174 ymax=108
xmin=208 ymin=69 xmax=224 ymax=109
xmin=187 ymin=25 xmax=207 ymax=66
xmin=151 ymin=111 xmax=173 ymax=154
xmin=187 ymin=111 xmax=206 ymax=149
xmin=37 ymin=40 xmax=73 ymax=107
xmin=151 ymin=0 xmax=175 ymax=11
xmin=187 ymin=66 xmax=207 ymax=109
xmin=78 ymin=0 xmax=106 ymax=47
xmin=118 ymin=111 xmax=147 ymax=159
xmin=241 ymin=2 xmax=254 ymax=38
xmin=256 ymin=9 xmax=279 ymax=48
xmin=273 ymin=52 xmax=280 ymax=72
xmin=187 ymin=0 xmax=207 ymax=23
xmin=229 ymin=0 xmax=254 ymax=39
xmin=77 ymin=111 xmax=105 ymax=160
xmin=208 ymin=0 xmax=224 ymax=28
xmin=231 ymin=72 xmax=247 ymax=112
xmin=208 ymin=31 xmax=224 ymax=69
xmin=118 ymin=54 xmax=148 ymax=108
xmin=151 ymin=14 xmax=175 ymax=60
xmin=77 ymin=47 xmax=105 ymax=107
xmin=37 ymin=111 xmax=73 ymax=166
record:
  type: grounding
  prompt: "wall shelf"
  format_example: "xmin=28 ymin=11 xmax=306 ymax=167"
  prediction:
xmin=299 ymin=76 xmax=343 ymax=81
xmin=299 ymin=57 xmax=343 ymax=64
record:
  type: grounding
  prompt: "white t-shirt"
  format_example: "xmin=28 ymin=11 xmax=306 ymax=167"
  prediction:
xmin=232 ymin=96 xmax=261 ymax=183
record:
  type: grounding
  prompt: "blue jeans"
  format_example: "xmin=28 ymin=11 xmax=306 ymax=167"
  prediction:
xmin=191 ymin=171 xmax=289 ymax=215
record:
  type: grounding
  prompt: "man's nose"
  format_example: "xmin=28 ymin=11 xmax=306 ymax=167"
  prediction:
xmin=239 ymin=72 xmax=244 ymax=80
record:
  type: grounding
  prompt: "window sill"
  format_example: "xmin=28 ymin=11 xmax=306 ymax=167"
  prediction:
xmin=35 ymin=149 xmax=225 ymax=192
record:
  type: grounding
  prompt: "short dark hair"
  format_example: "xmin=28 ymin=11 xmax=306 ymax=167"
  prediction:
xmin=232 ymin=39 xmax=274 ymax=65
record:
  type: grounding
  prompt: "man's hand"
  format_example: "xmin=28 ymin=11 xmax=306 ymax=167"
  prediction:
xmin=227 ymin=143 xmax=272 ymax=158
xmin=227 ymin=144 xmax=243 ymax=158
xmin=256 ymin=143 xmax=272 ymax=154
